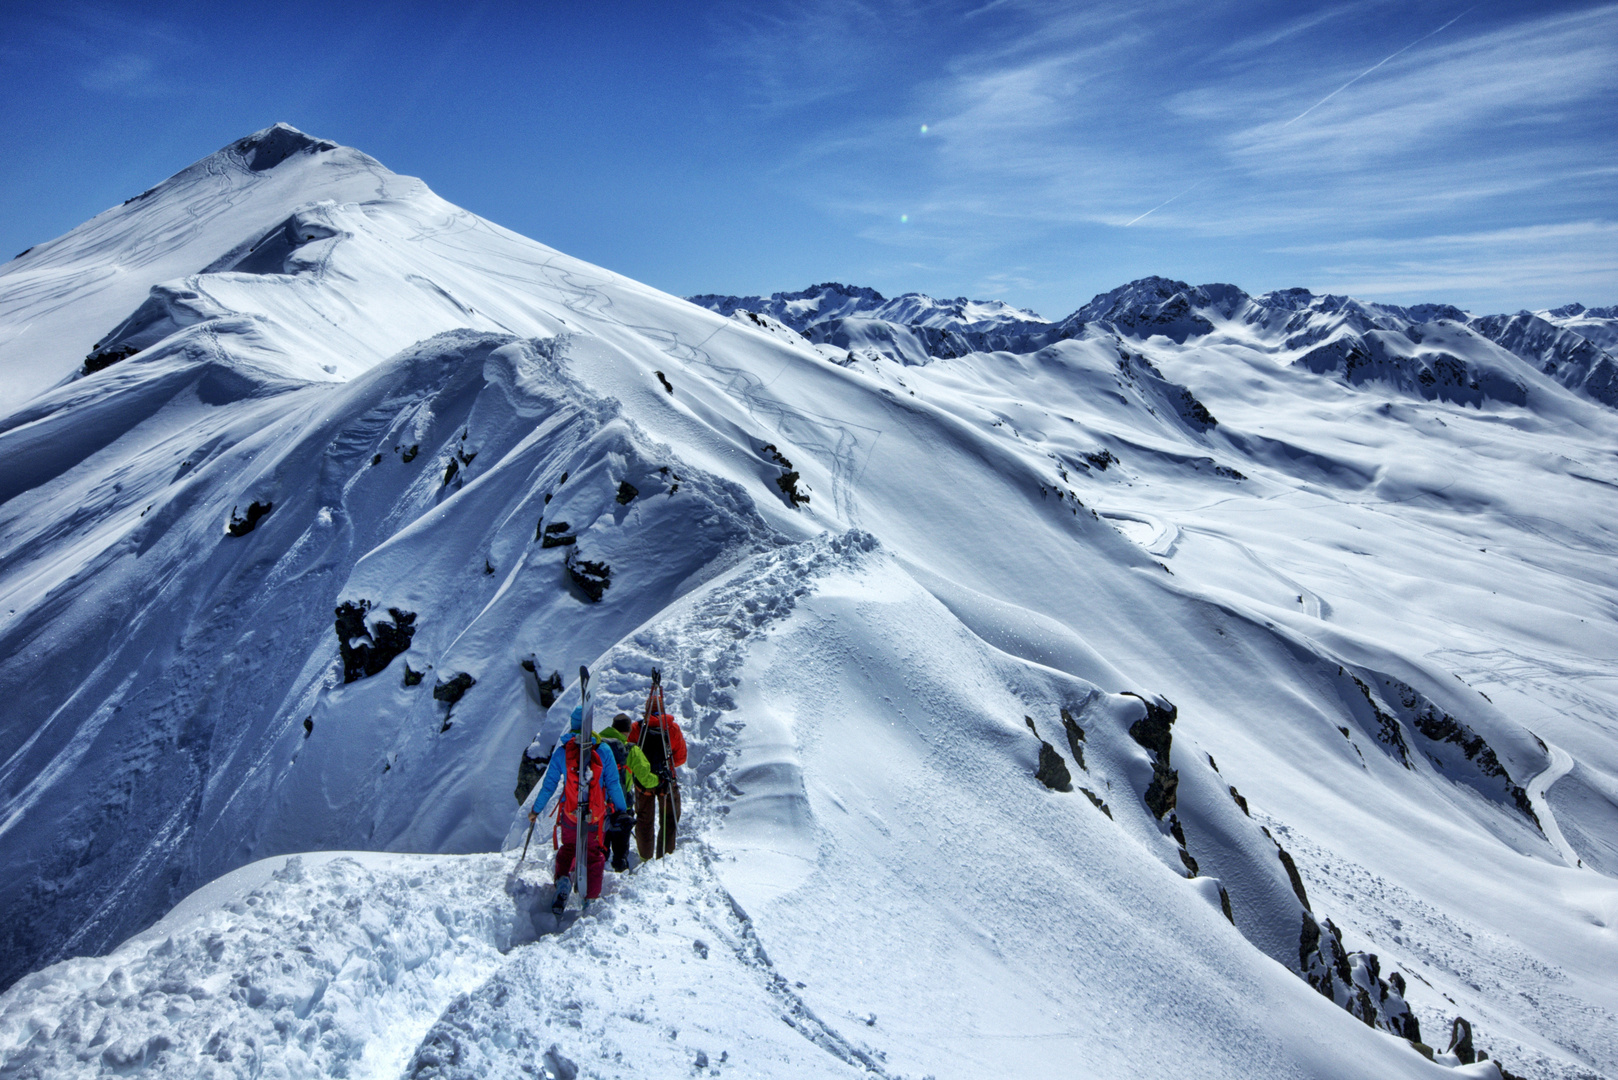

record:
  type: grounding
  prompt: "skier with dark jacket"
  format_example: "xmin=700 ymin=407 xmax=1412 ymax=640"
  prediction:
xmin=528 ymin=707 xmax=627 ymax=910
xmin=597 ymin=714 xmax=659 ymax=871
xmin=630 ymin=697 xmax=687 ymax=860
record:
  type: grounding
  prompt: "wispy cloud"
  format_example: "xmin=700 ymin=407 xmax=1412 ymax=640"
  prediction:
xmin=711 ymin=0 xmax=1618 ymax=310
xmin=18 ymin=3 xmax=192 ymax=97
xmin=1284 ymin=221 xmax=1618 ymax=308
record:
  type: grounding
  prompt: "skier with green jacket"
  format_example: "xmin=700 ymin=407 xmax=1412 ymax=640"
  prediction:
xmin=597 ymin=714 xmax=658 ymax=871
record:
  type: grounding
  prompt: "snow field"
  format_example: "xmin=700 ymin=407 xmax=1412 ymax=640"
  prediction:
xmin=0 ymin=852 xmax=519 ymax=1079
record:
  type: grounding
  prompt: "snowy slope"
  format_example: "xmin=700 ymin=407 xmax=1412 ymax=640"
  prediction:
xmin=1 ymin=126 xmax=1616 ymax=1079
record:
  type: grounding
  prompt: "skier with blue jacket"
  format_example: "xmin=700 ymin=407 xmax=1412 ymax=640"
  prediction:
xmin=528 ymin=706 xmax=628 ymax=911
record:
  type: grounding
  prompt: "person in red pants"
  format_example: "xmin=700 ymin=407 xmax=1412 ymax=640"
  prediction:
xmin=528 ymin=707 xmax=627 ymax=912
xmin=630 ymin=696 xmax=687 ymax=860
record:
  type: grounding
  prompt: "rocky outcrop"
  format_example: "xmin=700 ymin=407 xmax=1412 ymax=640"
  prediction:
xmin=334 ymin=601 xmax=417 ymax=683
xmin=226 ymin=501 xmax=273 ymax=537
xmin=433 ymin=672 xmax=475 ymax=706
xmin=1124 ymin=693 xmax=1178 ymax=818
xmin=1299 ymin=912 xmax=1421 ymax=1042
xmin=759 ymin=444 xmax=810 ymax=507
xmin=565 ymin=549 xmax=611 ymax=602
xmin=539 ymin=521 xmax=576 ymax=547
xmin=1025 ymin=716 xmax=1073 ymax=791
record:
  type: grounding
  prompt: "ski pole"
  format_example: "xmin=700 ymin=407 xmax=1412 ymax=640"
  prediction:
xmin=518 ymin=819 xmax=536 ymax=865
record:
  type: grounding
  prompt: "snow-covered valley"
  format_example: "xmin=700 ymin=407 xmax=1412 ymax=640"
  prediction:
xmin=0 ymin=124 xmax=1615 ymax=1079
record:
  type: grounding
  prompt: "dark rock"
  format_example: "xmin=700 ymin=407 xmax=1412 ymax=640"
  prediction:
xmin=335 ymin=600 xmax=417 ymax=683
xmin=484 ymin=560 xmax=495 ymax=575
xmin=760 ymin=443 xmax=811 ymax=507
xmin=1124 ymin=693 xmax=1178 ymax=818
xmin=1035 ymin=741 xmax=1072 ymax=792
xmin=540 ymin=521 xmax=577 ymax=548
xmin=1447 ymin=1017 xmax=1475 ymax=1065
xmin=1059 ymin=706 xmax=1087 ymax=771
xmin=655 ymin=371 xmax=673 ymax=394
xmin=1169 ymin=813 xmax=1198 ymax=875
xmin=521 ymin=658 xmax=564 ymax=707
xmin=84 ymin=343 xmax=142 ymax=373
xmin=1080 ymin=449 xmax=1118 ymax=471
xmin=1177 ymin=845 xmax=1199 ymax=876
xmin=302 ymin=717 xmax=313 ymax=738
xmin=1228 ymin=785 xmax=1250 ymax=816
xmin=1079 ymin=787 xmax=1113 ymax=818
xmin=1218 ymin=884 xmax=1234 ymax=924
xmin=442 ymin=458 xmax=459 ymax=486
xmin=1275 ymin=842 xmax=1311 ymax=911
xmin=403 ymin=662 xmax=424 ymax=687
xmin=1299 ymin=910 xmax=1414 ymax=1038
xmin=537 ymin=670 xmax=562 ymax=708
xmin=226 ymin=501 xmax=273 ymax=537
xmin=516 ymin=753 xmax=547 ymax=804
xmin=371 ymin=453 xmax=382 ymax=465
xmin=616 ymin=480 xmax=640 ymax=504
xmin=565 ymin=548 xmax=611 ymax=602
xmin=433 ymin=672 xmax=476 ymax=706
xmin=401 ymin=444 xmax=419 ymax=462
xmin=1348 ymin=672 xmax=1412 ymax=767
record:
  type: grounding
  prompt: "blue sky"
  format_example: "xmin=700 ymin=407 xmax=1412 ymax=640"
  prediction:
xmin=2 ymin=1 xmax=1614 ymax=317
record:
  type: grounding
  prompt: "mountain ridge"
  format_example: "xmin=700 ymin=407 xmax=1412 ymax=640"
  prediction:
xmin=689 ymin=276 xmax=1618 ymax=409
xmin=0 ymin=125 xmax=1615 ymax=1080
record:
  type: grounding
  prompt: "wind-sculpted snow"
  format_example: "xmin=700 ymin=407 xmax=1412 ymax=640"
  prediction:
xmin=0 ymin=853 xmax=519 ymax=1079
xmin=2 ymin=126 xmax=1617 ymax=1079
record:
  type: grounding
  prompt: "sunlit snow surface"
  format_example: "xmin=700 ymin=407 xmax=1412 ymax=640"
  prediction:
xmin=0 ymin=126 xmax=1616 ymax=1079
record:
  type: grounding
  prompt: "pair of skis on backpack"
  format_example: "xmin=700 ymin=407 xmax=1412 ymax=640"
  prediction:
xmin=542 ymin=664 xmax=671 ymax=917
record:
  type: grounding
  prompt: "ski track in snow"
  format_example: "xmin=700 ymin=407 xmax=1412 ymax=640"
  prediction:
xmin=530 ymin=256 xmax=879 ymax=525
xmin=1527 ymin=740 xmax=1582 ymax=869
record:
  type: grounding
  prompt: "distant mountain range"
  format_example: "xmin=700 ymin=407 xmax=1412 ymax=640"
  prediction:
xmin=689 ymin=278 xmax=1618 ymax=408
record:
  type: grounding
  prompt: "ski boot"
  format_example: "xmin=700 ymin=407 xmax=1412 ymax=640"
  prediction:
xmin=551 ymin=875 xmax=571 ymax=916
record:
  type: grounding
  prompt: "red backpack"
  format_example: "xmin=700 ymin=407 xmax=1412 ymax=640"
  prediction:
xmin=560 ymin=738 xmax=608 ymax=826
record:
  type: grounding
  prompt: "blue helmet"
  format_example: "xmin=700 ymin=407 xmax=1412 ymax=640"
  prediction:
xmin=570 ymin=706 xmax=583 ymax=730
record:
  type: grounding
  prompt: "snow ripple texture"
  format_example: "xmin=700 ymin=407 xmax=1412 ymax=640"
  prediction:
xmin=0 ymin=853 xmax=517 ymax=1079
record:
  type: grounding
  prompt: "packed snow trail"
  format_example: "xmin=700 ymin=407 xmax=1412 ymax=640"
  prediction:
xmin=1525 ymin=738 xmax=1582 ymax=869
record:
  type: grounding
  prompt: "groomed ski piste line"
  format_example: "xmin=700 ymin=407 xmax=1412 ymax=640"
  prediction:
xmin=1525 ymin=739 xmax=1581 ymax=870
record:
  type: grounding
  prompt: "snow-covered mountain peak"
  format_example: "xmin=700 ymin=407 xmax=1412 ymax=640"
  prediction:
xmin=0 ymin=124 xmax=424 ymax=410
xmin=223 ymin=122 xmax=346 ymax=172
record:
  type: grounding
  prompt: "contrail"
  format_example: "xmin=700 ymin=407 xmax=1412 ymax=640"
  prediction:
xmin=1122 ymin=7 xmax=1473 ymax=228
xmin=1280 ymin=6 xmax=1475 ymax=128
xmin=1124 ymin=178 xmax=1207 ymax=227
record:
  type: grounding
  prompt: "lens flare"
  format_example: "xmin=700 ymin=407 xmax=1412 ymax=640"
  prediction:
xmin=920 ymin=124 xmax=929 ymax=135
xmin=900 ymin=214 xmax=909 ymax=224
